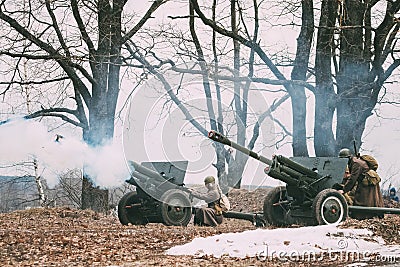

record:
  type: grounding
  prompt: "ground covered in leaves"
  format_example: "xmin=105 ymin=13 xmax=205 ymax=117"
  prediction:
xmin=0 ymin=188 xmax=399 ymax=266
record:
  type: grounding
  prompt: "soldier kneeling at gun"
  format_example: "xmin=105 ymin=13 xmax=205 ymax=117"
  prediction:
xmin=336 ymin=148 xmax=384 ymax=219
xmin=189 ymin=176 xmax=230 ymax=227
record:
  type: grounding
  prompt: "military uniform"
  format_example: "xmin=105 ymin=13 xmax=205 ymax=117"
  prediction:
xmin=341 ymin=166 xmax=356 ymax=205
xmin=190 ymin=177 xmax=224 ymax=227
xmin=343 ymin=156 xmax=384 ymax=219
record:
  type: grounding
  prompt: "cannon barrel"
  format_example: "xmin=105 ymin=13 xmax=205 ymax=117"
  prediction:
xmin=129 ymin=161 xmax=167 ymax=184
xmin=208 ymin=130 xmax=322 ymax=186
xmin=208 ymin=130 xmax=273 ymax=165
xmin=275 ymin=155 xmax=319 ymax=180
xmin=125 ymin=160 xmax=181 ymax=193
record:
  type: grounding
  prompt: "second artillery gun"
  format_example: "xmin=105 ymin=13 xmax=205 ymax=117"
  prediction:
xmin=208 ymin=130 xmax=400 ymax=225
xmin=118 ymin=160 xmax=193 ymax=226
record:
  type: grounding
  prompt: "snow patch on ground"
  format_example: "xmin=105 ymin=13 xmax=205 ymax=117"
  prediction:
xmin=166 ymin=224 xmax=400 ymax=261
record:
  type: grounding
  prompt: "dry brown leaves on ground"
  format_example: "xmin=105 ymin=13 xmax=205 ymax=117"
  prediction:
xmin=227 ymin=188 xmax=270 ymax=212
xmin=0 ymin=207 xmax=263 ymax=266
xmin=340 ymin=215 xmax=400 ymax=244
xmin=0 ymin=188 xmax=399 ymax=266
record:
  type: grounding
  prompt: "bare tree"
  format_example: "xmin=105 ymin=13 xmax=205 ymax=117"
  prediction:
xmin=334 ymin=0 xmax=400 ymax=152
xmin=55 ymin=169 xmax=83 ymax=208
xmin=189 ymin=0 xmax=400 ymax=157
xmin=124 ymin=1 xmax=288 ymax=189
xmin=0 ymin=0 xmax=168 ymax=210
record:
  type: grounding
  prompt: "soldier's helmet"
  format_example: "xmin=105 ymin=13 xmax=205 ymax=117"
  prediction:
xmin=204 ymin=176 xmax=216 ymax=184
xmin=338 ymin=148 xmax=352 ymax=158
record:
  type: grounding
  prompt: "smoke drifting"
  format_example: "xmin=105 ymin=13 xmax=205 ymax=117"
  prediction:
xmin=0 ymin=118 xmax=130 ymax=188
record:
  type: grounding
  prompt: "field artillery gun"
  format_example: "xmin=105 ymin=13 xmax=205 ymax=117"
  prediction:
xmin=118 ymin=160 xmax=193 ymax=226
xmin=118 ymin=159 xmax=268 ymax=227
xmin=208 ymin=130 xmax=400 ymax=225
xmin=118 ymin=160 xmax=266 ymax=227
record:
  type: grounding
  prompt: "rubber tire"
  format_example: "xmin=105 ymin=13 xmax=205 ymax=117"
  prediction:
xmin=159 ymin=189 xmax=192 ymax=226
xmin=263 ymin=186 xmax=289 ymax=226
xmin=118 ymin=191 xmax=146 ymax=225
xmin=312 ymin=189 xmax=348 ymax=225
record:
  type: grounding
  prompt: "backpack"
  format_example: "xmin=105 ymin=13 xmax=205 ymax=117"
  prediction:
xmin=359 ymin=155 xmax=381 ymax=186
xmin=361 ymin=169 xmax=381 ymax=186
xmin=360 ymin=155 xmax=379 ymax=171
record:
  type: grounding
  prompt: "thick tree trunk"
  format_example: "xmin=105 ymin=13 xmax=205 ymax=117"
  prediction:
xmin=314 ymin=0 xmax=337 ymax=156
xmin=290 ymin=0 xmax=313 ymax=157
xmin=336 ymin=1 xmax=371 ymax=152
xmin=80 ymin=0 xmax=123 ymax=212
xmin=81 ymin=113 xmax=114 ymax=212
xmin=227 ymin=153 xmax=247 ymax=189
xmin=80 ymin=83 xmax=119 ymax=211
xmin=290 ymin=90 xmax=308 ymax=156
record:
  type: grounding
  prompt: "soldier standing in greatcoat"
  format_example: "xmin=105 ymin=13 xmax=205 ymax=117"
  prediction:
xmin=338 ymin=148 xmax=384 ymax=219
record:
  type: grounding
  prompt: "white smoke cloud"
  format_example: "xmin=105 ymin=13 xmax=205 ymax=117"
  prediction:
xmin=83 ymin=142 xmax=131 ymax=188
xmin=0 ymin=118 xmax=130 ymax=188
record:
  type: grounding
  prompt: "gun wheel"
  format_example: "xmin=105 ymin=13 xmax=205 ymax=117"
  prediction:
xmin=263 ymin=186 xmax=289 ymax=226
xmin=159 ymin=189 xmax=192 ymax=226
xmin=312 ymin=189 xmax=348 ymax=225
xmin=118 ymin=191 xmax=146 ymax=225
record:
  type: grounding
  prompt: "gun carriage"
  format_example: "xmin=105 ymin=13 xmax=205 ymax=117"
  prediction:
xmin=117 ymin=130 xmax=400 ymax=227
xmin=208 ymin=130 xmax=400 ymax=225
xmin=118 ymin=160 xmax=193 ymax=226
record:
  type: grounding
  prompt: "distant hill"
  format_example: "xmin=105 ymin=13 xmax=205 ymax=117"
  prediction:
xmin=240 ymin=184 xmax=273 ymax=191
xmin=0 ymin=175 xmax=38 ymax=212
